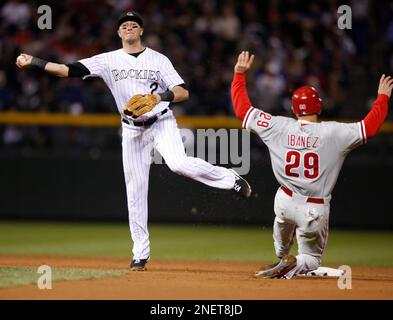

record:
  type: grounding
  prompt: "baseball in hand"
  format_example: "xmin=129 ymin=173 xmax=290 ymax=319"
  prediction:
xmin=17 ymin=55 xmax=26 ymax=64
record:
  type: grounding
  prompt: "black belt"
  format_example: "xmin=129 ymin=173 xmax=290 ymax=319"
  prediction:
xmin=122 ymin=109 xmax=168 ymax=127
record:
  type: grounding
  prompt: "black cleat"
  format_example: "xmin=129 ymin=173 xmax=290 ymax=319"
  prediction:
xmin=230 ymin=169 xmax=252 ymax=198
xmin=255 ymin=255 xmax=297 ymax=278
xmin=130 ymin=257 xmax=150 ymax=271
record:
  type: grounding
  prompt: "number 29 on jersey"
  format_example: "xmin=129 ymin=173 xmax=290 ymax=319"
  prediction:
xmin=285 ymin=151 xmax=319 ymax=179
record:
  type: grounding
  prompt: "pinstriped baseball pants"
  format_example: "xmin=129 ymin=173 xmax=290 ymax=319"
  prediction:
xmin=122 ymin=110 xmax=236 ymax=259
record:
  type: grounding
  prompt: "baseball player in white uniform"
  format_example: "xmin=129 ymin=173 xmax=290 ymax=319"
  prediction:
xmin=16 ymin=12 xmax=252 ymax=271
xmin=231 ymin=51 xmax=393 ymax=279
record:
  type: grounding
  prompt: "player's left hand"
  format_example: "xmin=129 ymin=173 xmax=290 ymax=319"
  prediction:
xmin=378 ymin=74 xmax=393 ymax=98
xmin=234 ymin=51 xmax=255 ymax=74
xmin=123 ymin=93 xmax=159 ymax=117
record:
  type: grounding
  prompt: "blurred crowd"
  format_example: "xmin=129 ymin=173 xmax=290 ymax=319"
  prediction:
xmin=1 ymin=0 xmax=393 ymax=149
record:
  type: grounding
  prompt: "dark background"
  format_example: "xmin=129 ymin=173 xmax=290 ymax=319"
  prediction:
xmin=0 ymin=131 xmax=392 ymax=229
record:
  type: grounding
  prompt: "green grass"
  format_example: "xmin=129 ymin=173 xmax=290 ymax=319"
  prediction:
xmin=0 ymin=221 xmax=392 ymax=267
xmin=0 ymin=266 xmax=127 ymax=288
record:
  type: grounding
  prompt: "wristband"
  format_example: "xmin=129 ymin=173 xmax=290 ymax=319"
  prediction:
xmin=31 ymin=57 xmax=48 ymax=69
xmin=159 ymin=91 xmax=175 ymax=102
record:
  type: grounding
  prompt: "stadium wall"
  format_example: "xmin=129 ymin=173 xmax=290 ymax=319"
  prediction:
xmin=0 ymin=155 xmax=392 ymax=229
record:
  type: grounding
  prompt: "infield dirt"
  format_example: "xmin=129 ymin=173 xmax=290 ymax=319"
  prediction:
xmin=0 ymin=255 xmax=392 ymax=299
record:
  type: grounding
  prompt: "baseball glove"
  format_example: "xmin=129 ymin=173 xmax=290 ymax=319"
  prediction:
xmin=123 ymin=94 xmax=159 ymax=118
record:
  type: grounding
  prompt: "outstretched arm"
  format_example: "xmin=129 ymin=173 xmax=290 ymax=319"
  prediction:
xmin=364 ymin=74 xmax=393 ymax=138
xmin=16 ymin=53 xmax=70 ymax=77
xmin=231 ymin=51 xmax=255 ymax=121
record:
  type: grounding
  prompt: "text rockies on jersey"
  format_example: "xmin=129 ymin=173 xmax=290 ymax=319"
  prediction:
xmin=111 ymin=68 xmax=162 ymax=82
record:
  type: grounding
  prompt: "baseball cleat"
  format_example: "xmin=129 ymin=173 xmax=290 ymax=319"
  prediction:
xmin=256 ymin=261 xmax=280 ymax=272
xmin=230 ymin=169 xmax=252 ymax=198
xmin=255 ymin=255 xmax=297 ymax=278
xmin=130 ymin=257 xmax=150 ymax=271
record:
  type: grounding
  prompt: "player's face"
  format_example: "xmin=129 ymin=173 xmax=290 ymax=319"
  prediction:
xmin=118 ymin=21 xmax=143 ymax=43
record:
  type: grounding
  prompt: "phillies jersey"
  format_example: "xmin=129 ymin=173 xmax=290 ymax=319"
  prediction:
xmin=78 ymin=47 xmax=184 ymax=120
xmin=243 ymin=107 xmax=367 ymax=197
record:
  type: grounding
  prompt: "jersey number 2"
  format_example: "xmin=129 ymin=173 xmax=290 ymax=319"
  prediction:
xmin=285 ymin=151 xmax=319 ymax=179
xmin=150 ymin=82 xmax=158 ymax=94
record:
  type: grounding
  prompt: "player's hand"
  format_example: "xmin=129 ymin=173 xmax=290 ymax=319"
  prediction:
xmin=377 ymin=74 xmax=393 ymax=98
xmin=15 ymin=53 xmax=33 ymax=69
xmin=234 ymin=51 xmax=255 ymax=74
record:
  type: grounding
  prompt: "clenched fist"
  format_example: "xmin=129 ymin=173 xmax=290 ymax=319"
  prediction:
xmin=15 ymin=53 xmax=33 ymax=69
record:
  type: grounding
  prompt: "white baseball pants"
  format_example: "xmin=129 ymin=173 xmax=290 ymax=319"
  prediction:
xmin=122 ymin=110 xmax=236 ymax=259
xmin=272 ymin=187 xmax=331 ymax=278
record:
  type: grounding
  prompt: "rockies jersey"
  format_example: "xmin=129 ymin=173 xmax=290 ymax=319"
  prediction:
xmin=78 ymin=47 xmax=184 ymax=120
xmin=243 ymin=107 xmax=367 ymax=197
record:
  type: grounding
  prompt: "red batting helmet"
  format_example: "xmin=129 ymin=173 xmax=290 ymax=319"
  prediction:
xmin=291 ymin=86 xmax=322 ymax=116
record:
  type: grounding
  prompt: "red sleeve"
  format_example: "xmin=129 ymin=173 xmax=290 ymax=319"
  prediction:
xmin=231 ymin=72 xmax=253 ymax=121
xmin=364 ymin=94 xmax=389 ymax=138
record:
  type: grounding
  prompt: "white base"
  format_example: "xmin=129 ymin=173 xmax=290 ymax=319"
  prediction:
xmin=298 ymin=267 xmax=344 ymax=277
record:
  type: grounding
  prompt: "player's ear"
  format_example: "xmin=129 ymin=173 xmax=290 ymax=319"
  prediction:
xmin=140 ymin=28 xmax=144 ymax=36
xmin=117 ymin=29 xmax=121 ymax=38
